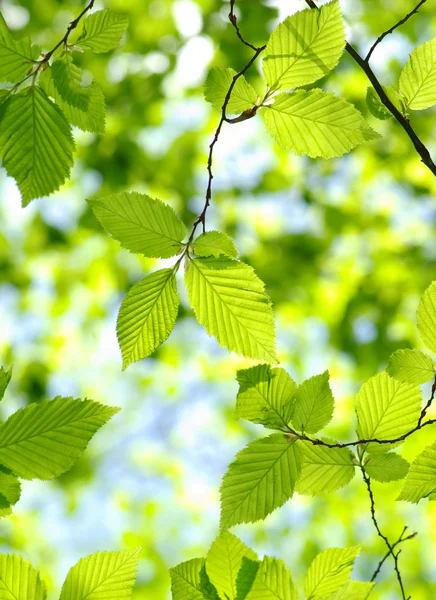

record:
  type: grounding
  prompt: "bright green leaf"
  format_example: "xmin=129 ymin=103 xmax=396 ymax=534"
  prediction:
xmin=51 ymin=54 xmax=91 ymax=110
xmin=0 ymin=468 xmax=21 ymax=512
xmin=399 ymin=38 xmax=436 ymax=110
xmin=245 ymin=556 xmax=297 ymax=600
xmin=364 ymin=452 xmax=409 ymax=483
xmin=235 ymin=364 xmax=297 ymax=429
xmin=0 ymin=397 xmax=119 ymax=480
xmin=0 ymin=13 xmax=41 ymax=83
xmin=170 ymin=558 xmax=219 ymax=600
xmin=0 ymin=554 xmax=47 ymax=600
xmin=185 ymin=257 xmax=277 ymax=363
xmin=0 ymin=366 xmax=12 ymax=402
xmin=262 ymin=1 xmax=345 ymax=91
xmin=295 ymin=441 xmax=356 ymax=495
xmin=305 ymin=546 xmax=360 ymax=600
xmin=263 ymin=90 xmax=380 ymax=159
xmin=59 ymin=548 xmax=140 ymax=600
xmin=117 ymin=269 xmax=179 ymax=369
xmin=366 ymin=85 xmax=405 ymax=120
xmin=326 ymin=580 xmax=375 ymax=600
xmin=397 ymin=441 xmax=436 ymax=503
xmin=0 ymin=86 xmax=75 ymax=205
xmin=77 ymin=9 xmax=129 ymax=53
xmin=193 ymin=230 xmax=238 ymax=259
xmin=417 ymin=281 xmax=436 ymax=353
xmin=88 ymin=192 xmax=186 ymax=258
xmin=291 ymin=371 xmax=334 ymax=434
xmin=204 ymin=67 xmax=257 ymax=114
xmin=387 ymin=348 xmax=434 ymax=385
xmin=220 ymin=433 xmax=301 ymax=530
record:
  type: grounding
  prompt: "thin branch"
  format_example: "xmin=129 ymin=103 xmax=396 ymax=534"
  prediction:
xmin=228 ymin=0 xmax=260 ymax=52
xmin=304 ymin=0 xmax=436 ymax=177
xmin=365 ymin=0 xmax=427 ymax=62
xmin=371 ymin=526 xmax=417 ymax=582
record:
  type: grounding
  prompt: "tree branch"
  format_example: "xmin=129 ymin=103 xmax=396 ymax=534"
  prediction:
xmin=371 ymin=526 xmax=417 ymax=582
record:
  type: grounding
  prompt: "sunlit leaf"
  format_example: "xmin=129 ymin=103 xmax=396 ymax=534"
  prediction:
xmin=417 ymin=281 xmax=436 ymax=353
xmin=386 ymin=348 xmax=434 ymax=385
xmin=304 ymin=546 xmax=360 ymax=600
xmin=0 ymin=13 xmax=40 ymax=83
xmin=204 ymin=67 xmax=258 ymax=114
xmin=397 ymin=441 xmax=436 ymax=503
xmin=170 ymin=558 xmax=219 ymax=600
xmin=245 ymin=556 xmax=297 ymax=600
xmin=364 ymin=452 xmax=409 ymax=483
xmin=295 ymin=441 xmax=356 ymax=495
xmin=366 ymin=86 xmax=405 ymax=120
xmin=291 ymin=371 xmax=334 ymax=434
xmin=326 ymin=580 xmax=375 ymax=600
xmin=0 ymin=366 xmax=12 ymax=402
xmin=77 ymin=9 xmax=129 ymax=53
xmin=193 ymin=230 xmax=238 ymax=259
xmin=51 ymin=53 xmax=91 ymax=110
xmin=399 ymin=38 xmax=436 ymax=110
xmin=0 ymin=554 xmax=47 ymax=600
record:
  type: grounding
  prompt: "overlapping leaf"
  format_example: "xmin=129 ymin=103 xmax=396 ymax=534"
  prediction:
xmin=417 ymin=281 xmax=436 ymax=352
xmin=245 ymin=557 xmax=297 ymax=600
xmin=291 ymin=371 xmax=334 ymax=434
xmin=326 ymin=581 xmax=375 ymax=600
xmin=170 ymin=558 xmax=219 ymax=600
xmin=399 ymin=38 xmax=436 ymax=110
xmin=77 ymin=9 xmax=129 ymax=53
xmin=304 ymin=546 xmax=360 ymax=600
xmin=366 ymin=86 xmax=405 ymax=120
xmin=0 ymin=14 xmax=41 ymax=83
xmin=295 ymin=442 xmax=356 ymax=495
xmin=0 ymin=554 xmax=47 ymax=600
xmin=397 ymin=441 xmax=436 ymax=503
xmin=51 ymin=54 xmax=91 ymax=110
xmin=0 ymin=468 xmax=21 ymax=513
xmin=193 ymin=231 xmax=238 ymax=259
xmin=204 ymin=67 xmax=258 ymax=114
xmin=387 ymin=348 xmax=434 ymax=385
xmin=0 ymin=366 xmax=12 ymax=401
xmin=364 ymin=452 xmax=409 ymax=483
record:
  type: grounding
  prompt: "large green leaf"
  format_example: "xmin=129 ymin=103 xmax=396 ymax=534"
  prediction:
xmin=89 ymin=192 xmax=186 ymax=258
xmin=304 ymin=547 xmax=360 ymax=600
xmin=245 ymin=556 xmax=297 ymax=600
xmin=51 ymin=54 xmax=91 ymax=110
xmin=364 ymin=452 xmax=409 ymax=483
xmin=0 ymin=397 xmax=119 ymax=480
xmin=397 ymin=441 xmax=436 ymax=503
xmin=77 ymin=9 xmax=129 ymax=53
xmin=0 ymin=554 xmax=46 ymax=600
xmin=262 ymin=1 xmax=345 ymax=91
xmin=326 ymin=581 xmax=375 ymax=600
xmin=417 ymin=281 xmax=436 ymax=353
xmin=0 ymin=14 xmax=40 ymax=83
xmin=170 ymin=558 xmax=219 ymax=600
xmin=0 ymin=366 xmax=12 ymax=402
xmin=399 ymin=38 xmax=436 ymax=110
xmin=0 ymin=86 xmax=75 ymax=205
xmin=295 ymin=442 xmax=356 ymax=495
xmin=386 ymin=348 xmax=434 ymax=385
xmin=204 ymin=67 xmax=258 ymax=114
xmin=354 ymin=372 xmax=422 ymax=452
xmin=220 ymin=434 xmax=301 ymax=530
xmin=291 ymin=371 xmax=334 ymax=434
xmin=185 ymin=257 xmax=277 ymax=363
xmin=263 ymin=90 xmax=379 ymax=159
xmin=59 ymin=548 xmax=140 ymax=600
xmin=193 ymin=231 xmax=238 ymax=259
xmin=117 ymin=269 xmax=179 ymax=369
xmin=206 ymin=532 xmax=257 ymax=600
xmin=235 ymin=364 xmax=297 ymax=429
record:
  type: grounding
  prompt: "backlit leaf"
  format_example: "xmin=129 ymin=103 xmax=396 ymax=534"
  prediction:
xmin=399 ymin=38 xmax=436 ymax=110
xmin=291 ymin=371 xmax=334 ymax=434
xmin=0 ymin=366 xmax=12 ymax=402
xmin=386 ymin=348 xmax=434 ymax=385
xmin=193 ymin=231 xmax=238 ymax=259
xmin=397 ymin=441 xmax=436 ymax=503
xmin=245 ymin=556 xmax=297 ymax=600
xmin=0 ymin=13 xmax=40 ymax=83
xmin=295 ymin=442 xmax=356 ymax=495
xmin=204 ymin=67 xmax=258 ymax=114
xmin=417 ymin=281 xmax=436 ymax=353
xmin=364 ymin=452 xmax=409 ymax=483
xmin=326 ymin=581 xmax=375 ymax=600
xmin=77 ymin=9 xmax=129 ymax=53
xmin=366 ymin=86 xmax=405 ymax=120
xmin=0 ymin=554 xmax=47 ymax=600
xmin=51 ymin=53 xmax=91 ymax=110
xmin=304 ymin=546 xmax=360 ymax=600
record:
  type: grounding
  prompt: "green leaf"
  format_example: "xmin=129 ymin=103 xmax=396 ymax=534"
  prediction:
xmin=59 ymin=548 xmax=140 ymax=600
xmin=0 ymin=468 xmax=21 ymax=512
xmin=295 ymin=442 xmax=355 ymax=495
xmin=354 ymin=372 xmax=422 ymax=452
xmin=206 ymin=532 xmax=257 ymax=600
xmin=291 ymin=371 xmax=334 ymax=434
xmin=304 ymin=546 xmax=360 ymax=600
xmin=0 ymin=86 xmax=75 ymax=205
xmin=236 ymin=558 xmax=260 ymax=600
xmin=397 ymin=441 xmax=436 ymax=503
xmin=263 ymin=90 xmax=380 ymax=159
xmin=170 ymin=558 xmax=219 ymax=600
xmin=326 ymin=581 xmax=375 ymax=600
xmin=366 ymin=86 xmax=405 ymax=120
xmin=117 ymin=269 xmax=179 ymax=369
xmin=51 ymin=54 xmax=91 ymax=110
xmin=77 ymin=9 xmax=129 ymax=53
xmin=364 ymin=452 xmax=409 ymax=483
xmin=88 ymin=192 xmax=186 ymax=258
xmin=399 ymin=38 xmax=436 ymax=110
xmin=245 ymin=556 xmax=297 ymax=600
xmin=417 ymin=281 xmax=436 ymax=353
xmin=185 ymin=257 xmax=277 ymax=363
xmin=204 ymin=67 xmax=257 ymax=114
xmin=220 ymin=433 xmax=301 ymax=530
xmin=262 ymin=1 xmax=345 ymax=92
xmin=0 ymin=554 xmax=47 ymax=599
xmin=0 ymin=366 xmax=12 ymax=401
xmin=235 ymin=364 xmax=297 ymax=429
xmin=386 ymin=348 xmax=434 ymax=385
xmin=193 ymin=231 xmax=238 ymax=259
xmin=0 ymin=397 xmax=119 ymax=480
xmin=0 ymin=14 xmax=41 ymax=83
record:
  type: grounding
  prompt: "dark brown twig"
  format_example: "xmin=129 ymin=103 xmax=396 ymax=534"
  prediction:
xmin=229 ymin=0 xmax=260 ymax=52
xmin=371 ymin=526 xmax=417 ymax=582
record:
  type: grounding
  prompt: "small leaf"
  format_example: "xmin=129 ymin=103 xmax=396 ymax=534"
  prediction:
xmin=262 ymin=0 xmax=345 ymax=91
xmin=263 ymin=90 xmax=380 ymax=159
xmin=117 ymin=269 xmax=179 ymax=369
xmin=417 ymin=281 xmax=436 ymax=353
xmin=0 ymin=554 xmax=47 ymax=599
xmin=88 ymin=192 xmax=186 ymax=258
xmin=204 ymin=67 xmax=257 ymax=114
xmin=236 ymin=558 xmax=260 ymax=600
xmin=235 ymin=364 xmax=297 ymax=429
xmin=291 ymin=371 xmax=334 ymax=434
xmin=245 ymin=556 xmax=297 ymax=600
xmin=220 ymin=433 xmax=301 ymax=530
xmin=366 ymin=86 xmax=405 ymax=120
xmin=0 ymin=13 xmax=41 ymax=83
xmin=51 ymin=54 xmax=91 ymax=110
xmin=399 ymin=38 xmax=436 ymax=110
xmin=326 ymin=581 xmax=375 ymax=600
xmin=364 ymin=452 xmax=409 ymax=483
xmin=0 ymin=397 xmax=119 ymax=480
xmin=0 ymin=468 xmax=21 ymax=513
xmin=170 ymin=558 xmax=219 ymax=600
xmin=397 ymin=441 xmax=436 ymax=503
xmin=387 ymin=348 xmax=434 ymax=385
xmin=59 ymin=548 xmax=140 ymax=600
xmin=193 ymin=231 xmax=238 ymax=259
xmin=77 ymin=9 xmax=129 ymax=53
xmin=206 ymin=532 xmax=257 ymax=600
xmin=295 ymin=442 xmax=355 ymax=495
xmin=304 ymin=546 xmax=360 ymax=600
xmin=0 ymin=365 xmax=12 ymax=401
xmin=0 ymin=86 xmax=75 ymax=205
xmin=185 ymin=257 xmax=277 ymax=363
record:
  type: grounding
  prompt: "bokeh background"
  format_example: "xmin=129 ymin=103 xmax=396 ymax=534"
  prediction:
xmin=0 ymin=0 xmax=436 ymax=597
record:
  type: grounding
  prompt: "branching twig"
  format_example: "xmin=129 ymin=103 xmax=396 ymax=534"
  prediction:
xmin=371 ymin=526 xmax=417 ymax=582
xmin=365 ymin=0 xmax=427 ymax=62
